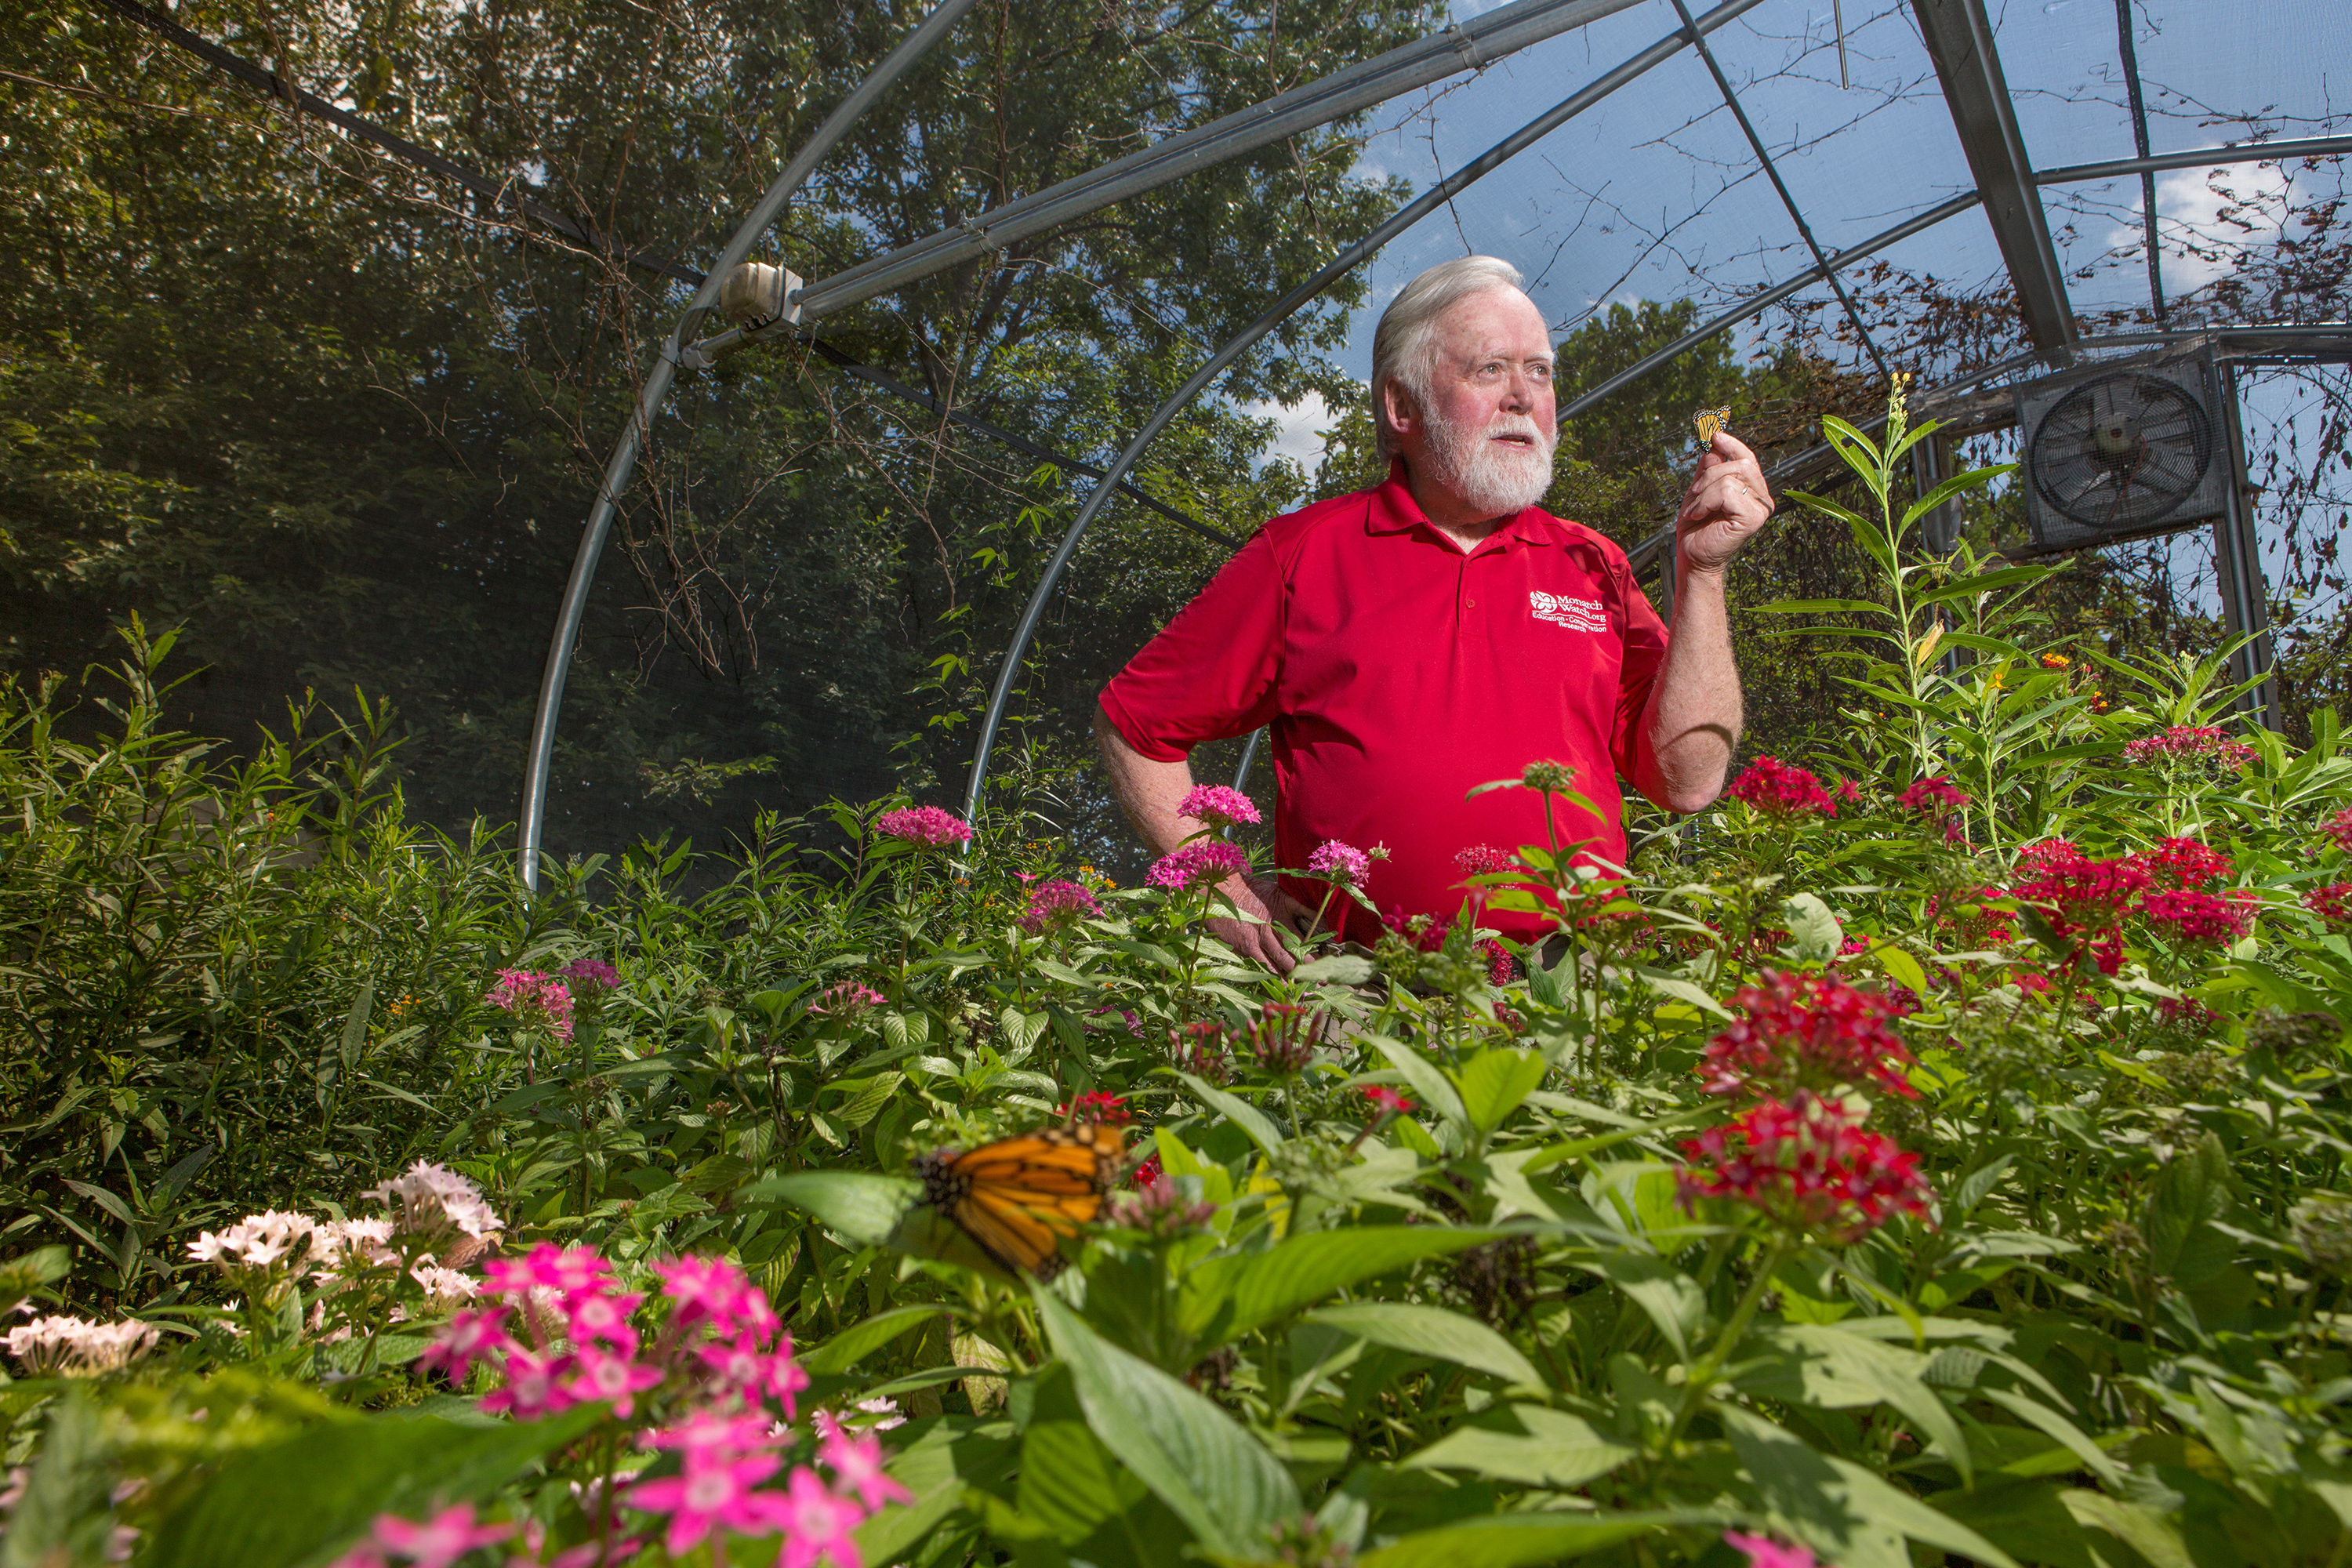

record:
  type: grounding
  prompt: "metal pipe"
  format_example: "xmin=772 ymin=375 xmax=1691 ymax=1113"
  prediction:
xmin=517 ymin=0 xmax=982 ymax=886
xmin=2034 ymin=134 xmax=2352 ymax=187
xmin=1558 ymin=192 xmax=1981 ymax=427
xmin=1665 ymin=0 xmax=1890 ymax=379
xmin=2111 ymin=0 xmax=2165 ymax=323
xmin=1232 ymin=728 xmax=1265 ymax=793
xmin=695 ymin=0 xmax=1651 ymax=354
xmin=962 ymin=0 xmax=1773 ymax=819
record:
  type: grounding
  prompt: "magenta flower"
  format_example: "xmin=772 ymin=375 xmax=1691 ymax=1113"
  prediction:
xmin=624 ymin=1447 xmax=783 ymax=1557
xmin=419 ymin=1305 xmax=513 ymax=1381
xmin=560 ymin=956 xmax=620 ymax=992
xmin=1147 ymin=840 xmax=1251 ymax=893
xmin=485 ymin=969 xmax=575 ymax=1042
xmin=485 ymin=1243 xmax=611 ymax=1302
xmin=564 ymin=1288 xmax=643 ymax=1352
xmin=655 ymin=1254 xmax=761 ymax=1336
xmin=1018 ymin=879 xmax=1103 ymax=935
xmin=875 ymin=805 xmax=973 ymax=848
xmin=1724 ymin=1532 xmax=1820 ymax=1568
xmin=568 ymin=1346 xmax=664 ymax=1417
xmin=332 ymin=1504 xmax=515 ymax=1568
xmin=2140 ymin=887 xmax=2256 ymax=945
xmin=1305 ymin=840 xmax=1371 ymax=886
xmin=2122 ymin=725 xmax=2258 ymax=768
xmin=775 ymin=1466 xmax=868 ymax=1568
xmin=1727 ymin=756 xmax=1838 ymax=818
xmin=820 ymin=1425 xmax=913 ymax=1512
xmin=808 ymin=981 xmax=887 ymax=1016
xmin=1176 ymin=784 xmax=1261 ymax=827
xmin=480 ymin=1348 xmax=577 ymax=1421
xmin=642 ymin=1409 xmax=781 ymax=1456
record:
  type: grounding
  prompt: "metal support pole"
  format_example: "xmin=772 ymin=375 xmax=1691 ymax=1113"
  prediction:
xmin=1232 ymin=728 xmax=1266 ymax=793
xmin=960 ymin=0 xmax=1773 ymax=820
xmin=2212 ymin=361 xmax=2279 ymax=728
xmin=516 ymin=0 xmax=982 ymax=887
xmin=2113 ymin=0 xmax=2166 ymax=323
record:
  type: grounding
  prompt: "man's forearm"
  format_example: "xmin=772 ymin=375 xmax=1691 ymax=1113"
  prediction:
xmin=1094 ymin=707 xmax=1210 ymax=855
xmin=1635 ymin=563 xmax=1743 ymax=814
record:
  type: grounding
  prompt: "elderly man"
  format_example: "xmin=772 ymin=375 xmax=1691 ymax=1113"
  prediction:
xmin=1094 ymin=256 xmax=1771 ymax=972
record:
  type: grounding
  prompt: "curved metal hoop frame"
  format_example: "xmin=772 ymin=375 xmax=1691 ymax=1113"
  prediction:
xmin=517 ymin=0 xmax=983 ymax=887
xmin=959 ymin=0 xmax=1772 ymax=820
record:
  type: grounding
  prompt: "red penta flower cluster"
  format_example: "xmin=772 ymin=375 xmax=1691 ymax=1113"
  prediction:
xmin=1055 ymin=1091 xmax=1132 ymax=1127
xmin=1698 ymin=970 xmax=1919 ymax=1099
xmin=2133 ymin=836 xmax=2231 ymax=891
xmin=2325 ymin=808 xmax=2352 ymax=856
xmin=1726 ymin=755 xmax=1838 ymax=818
xmin=2140 ymin=887 xmax=2256 ymax=946
xmin=2009 ymin=840 xmax=2151 ymax=975
xmin=2306 ymin=881 xmax=2352 ymax=928
xmin=2121 ymin=726 xmax=2258 ymax=769
xmin=1927 ymin=887 xmax=2014 ymax=948
xmin=1247 ymin=1002 xmax=1319 ymax=1074
xmin=1677 ymin=1091 xmax=1933 ymax=1244
xmin=1477 ymin=938 xmax=1515 ymax=987
xmin=1896 ymin=776 xmax=1969 ymax=841
xmin=1454 ymin=844 xmax=1515 ymax=877
xmin=1381 ymin=906 xmax=1448 ymax=953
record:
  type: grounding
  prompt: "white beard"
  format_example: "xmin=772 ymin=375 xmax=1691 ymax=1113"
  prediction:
xmin=1421 ymin=410 xmax=1558 ymax=518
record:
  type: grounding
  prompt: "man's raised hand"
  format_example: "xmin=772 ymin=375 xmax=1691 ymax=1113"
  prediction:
xmin=1675 ymin=430 xmax=1776 ymax=575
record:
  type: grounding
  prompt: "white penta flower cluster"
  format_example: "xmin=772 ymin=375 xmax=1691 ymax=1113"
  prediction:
xmin=184 ymin=1209 xmax=316 ymax=1270
xmin=360 ymin=1161 xmax=506 ymax=1243
xmin=5 ymin=1315 xmax=159 ymax=1377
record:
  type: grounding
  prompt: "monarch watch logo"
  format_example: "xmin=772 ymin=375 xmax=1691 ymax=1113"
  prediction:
xmin=1528 ymin=590 xmax=1606 ymax=632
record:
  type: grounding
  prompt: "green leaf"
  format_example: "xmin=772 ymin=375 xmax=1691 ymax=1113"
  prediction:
xmin=1033 ymin=1287 xmax=1300 ymax=1558
xmin=1873 ymin=944 xmax=1929 ymax=997
xmin=1456 ymin=1048 xmax=1546 ymax=1134
xmin=1572 ymin=1253 xmax=1700 ymax=1359
xmin=1900 ymin=463 xmax=2017 ymax=530
xmin=1780 ymin=893 xmax=1843 ymax=963
xmin=1721 ymin=1407 xmax=2020 ymax=1568
xmin=0 ymin=1392 xmax=111 ymax=1568
xmin=1359 ymin=1512 xmax=1706 ymax=1568
xmin=853 ymin=1416 xmax=1018 ymax=1567
xmin=1174 ymin=1072 xmax=1285 ymax=1154
xmin=799 ymin=1304 xmax=950 ymax=1375
xmin=146 ymin=1407 xmax=604 ymax=1568
xmin=1015 ymin=1363 xmax=1165 ymax=1553
xmin=1400 ymin=1403 xmax=1635 ymax=1488
xmin=737 ymin=1171 xmax=920 ymax=1247
xmin=1743 ymin=1325 xmax=1971 ymax=1484
xmin=1757 ymin=597 xmax=1895 ymax=617
xmin=339 ymin=980 xmax=376 ymax=1073
xmin=1303 ymin=1302 xmax=1542 ymax=1387
xmin=1784 ymin=487 xmax=1871 ymax=529
xmin=1912 ymin=561 xmax=2060 ymax=607
xmin=1363 ymin=1036 xmax=1468 ymax=1133
xmin=2143 ymin=1131 xmax=2234 ymax=1287
xmin=1637 ymin=970 xmax=1731 ymax=1019
xmin=1291 ymin=953 xmax=1377 ymax=985
xmin=1201 ymin=1228 xmax=1515 ymax=1341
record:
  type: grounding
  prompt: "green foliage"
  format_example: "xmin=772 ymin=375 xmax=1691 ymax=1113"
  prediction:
xmin=14 ymin=388 xmax=2352 ymax=1565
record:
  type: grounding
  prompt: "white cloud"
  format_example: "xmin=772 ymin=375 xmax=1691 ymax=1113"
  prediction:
xmin=1236 ymin=391 xmax=1339 ymax=470
xmin=2107 ymin=161 xmax=2293 ymax=293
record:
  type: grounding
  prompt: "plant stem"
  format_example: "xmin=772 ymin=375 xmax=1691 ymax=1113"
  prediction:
xmin=1668 ymin=1240 xmax=1786 ymax=1446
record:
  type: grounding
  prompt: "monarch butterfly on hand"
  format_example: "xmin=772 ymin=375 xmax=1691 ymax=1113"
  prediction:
xmin=914 ymin=1123 xmax=1126 ymax=1279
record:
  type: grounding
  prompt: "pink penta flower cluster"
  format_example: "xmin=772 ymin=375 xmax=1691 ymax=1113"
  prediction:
xmin=1678 ymin=1091 xmax=1933 ymax=1244
xmin=561 ymin=956 xmax=620 ymax=993
xmin=487 ymin=969 xmax=575 ymax=1042
xmin=1146 ymin=840 xmax=1250 ymax=893
xmin=809 ymin=981 xmax=886 ymax=1016
xmin=1306 ymin=839 xmax=1372 ymax=886
xmin=1018 ymin=878 xmax=1102 ymax=935
xmin=1248 ymin=1002 xmax=1319 ymax=1075
xmin=1176 ymin=784 xmax=1261 ymax=828
xmin=2140 ymin=888 xmax=2257 ymax=946
xmin=2306 ymin=882 xmax=2352 ymax=928
xmin=2122 ymin=725 xmax=2259 ymax=768
xmin=874 ymin=804 xmax=973 ymax=848
xmin=1725 ymin=1531 xmax=1821 ymax=1568
xmin=1726 ymin=756 xmax=1838 ymax=818
xmin=2010 ymin=840 xmax=2151 ymax=975
xmin=1896 ymin=776 xmax=1969 ymax=840
xmin=1699 ymin=971 xmax=1918 ymax=1100
xmin=1107 ymin=1179 xmax=1217 ymax=1239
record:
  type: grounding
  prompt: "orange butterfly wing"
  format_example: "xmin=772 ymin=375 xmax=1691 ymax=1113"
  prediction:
xmin=925 ymin=1123 xmax=1126 ymax=1277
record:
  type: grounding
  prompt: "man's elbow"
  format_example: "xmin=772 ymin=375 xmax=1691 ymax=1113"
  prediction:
xmin=1661 ymin=782 xmax=1724 ymax=815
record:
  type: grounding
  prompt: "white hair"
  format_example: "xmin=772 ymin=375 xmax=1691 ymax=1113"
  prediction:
xmin=1369 ymin=256 xmax=1527 ymax=461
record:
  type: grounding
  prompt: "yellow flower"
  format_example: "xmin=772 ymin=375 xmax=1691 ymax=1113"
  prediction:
xmin=2040 ymin=653 xmax=2070 ymax=670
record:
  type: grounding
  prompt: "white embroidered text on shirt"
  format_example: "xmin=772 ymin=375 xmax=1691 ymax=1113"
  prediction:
xmin=1527 ymin=590 xmax=1607 ymax=632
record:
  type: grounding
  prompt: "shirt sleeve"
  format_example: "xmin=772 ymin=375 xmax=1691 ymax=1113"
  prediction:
xmin=1098 ymin=528 xmax=1285 ymax=761
xmin=1607 ymin=566 xmax=1671 ymax=782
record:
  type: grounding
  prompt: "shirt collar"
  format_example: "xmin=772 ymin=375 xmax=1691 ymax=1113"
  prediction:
xmin=1369 ymin=457 xmax=1566 ymax=551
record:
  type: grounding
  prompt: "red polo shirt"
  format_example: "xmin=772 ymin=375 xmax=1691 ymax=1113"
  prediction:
xmin=1098 ymin=464 xmax=1670 ymax=945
